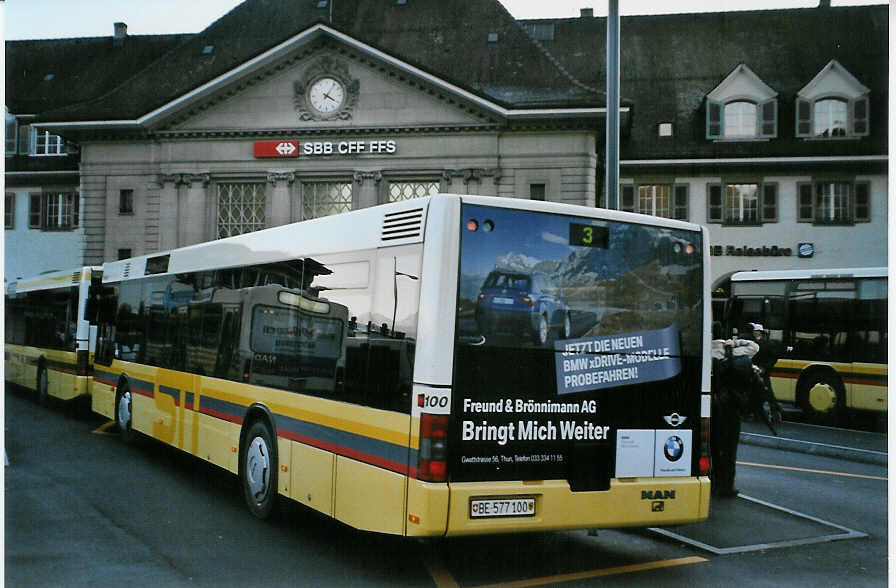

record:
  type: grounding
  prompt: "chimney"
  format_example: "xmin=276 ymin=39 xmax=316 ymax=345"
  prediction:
xmin=114 ymin=22 xmax=127 ymax=46
xmin=580 ymin=8 xmax=594 ymax=18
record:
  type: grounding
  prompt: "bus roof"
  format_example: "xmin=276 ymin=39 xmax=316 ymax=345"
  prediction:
xmin=730 ymin=267 xmax=887 ymax=282
xmin=8 ymin=266 xmax=101 ymax=295
xmin=102 ymin=194 xmax=704 ymax=283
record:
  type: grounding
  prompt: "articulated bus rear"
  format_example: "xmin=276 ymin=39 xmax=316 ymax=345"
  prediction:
xmin=411 ymin=197 xmax=710 ymax=535
xmin=5 ymin=267 xmax=101 ymax=403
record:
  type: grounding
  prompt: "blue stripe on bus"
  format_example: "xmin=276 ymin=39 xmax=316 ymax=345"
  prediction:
xmin=158 ymin=385 xmax=180 ymax=405
xmin=199 ymin=395 xmax=246 ymax=425
xmin=273 ymin=412 xmax=411 ymax=475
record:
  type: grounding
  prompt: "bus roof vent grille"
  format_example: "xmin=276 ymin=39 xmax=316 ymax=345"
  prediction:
xmin=122 ymin=262 xmax=132 ymax=279
xmin=70 ymin=271 xmax=81 ymax=285
xmin=381 ymin=207 xmax=423 ymax=242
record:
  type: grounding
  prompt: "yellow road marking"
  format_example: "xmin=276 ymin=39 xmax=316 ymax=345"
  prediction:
xmin=471 ymin=556 xmax=708 ymax=588
xmin=92 ymin=421 xmax=117 ymax=436
xmin=738 ymin=461 xmax=887 ymax=481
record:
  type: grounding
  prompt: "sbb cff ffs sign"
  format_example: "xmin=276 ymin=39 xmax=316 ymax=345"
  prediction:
xmin=254 ymin=140 xmax=299 ymax=158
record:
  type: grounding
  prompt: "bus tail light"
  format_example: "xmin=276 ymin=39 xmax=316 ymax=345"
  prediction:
xmin=417 ymin=413 xmax=449 ymax=482
xmin=699 ymin=416 xmax=711 ymax=476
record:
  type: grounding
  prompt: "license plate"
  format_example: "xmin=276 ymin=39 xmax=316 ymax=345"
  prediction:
xmin=492 ymin=297 xmax=514 ymax=305
xmin=470 ymin=497 xmax=536 ymax=518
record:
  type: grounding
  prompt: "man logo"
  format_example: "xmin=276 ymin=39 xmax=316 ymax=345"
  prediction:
xmin=664 ymin=436 xmax=684 ymax=462
xmin=652 ymin=501 xmax=664 ymax=512
xmin=642 ymin=490 xmax=676 ymax=500
xmin=663 ymin=413 xmax=687 ymax=427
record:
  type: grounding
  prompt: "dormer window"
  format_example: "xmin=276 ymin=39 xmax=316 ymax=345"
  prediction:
xmin=796 ymin=60 xmax=869 ymax=139
xmin=706 ymin=64 xmax=777 ymax=140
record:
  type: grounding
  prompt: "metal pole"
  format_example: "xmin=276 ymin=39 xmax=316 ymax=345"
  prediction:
xmin=605 ymin=0 xmax=620 ymax=210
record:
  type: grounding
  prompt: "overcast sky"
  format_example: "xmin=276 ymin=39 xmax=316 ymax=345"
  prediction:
xmin=3 ymin=0 xmax=887 ymax=40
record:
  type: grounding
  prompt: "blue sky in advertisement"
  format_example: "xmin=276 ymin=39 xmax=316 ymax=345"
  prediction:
xmin=461 ymin=206 xmax=580 ymax=278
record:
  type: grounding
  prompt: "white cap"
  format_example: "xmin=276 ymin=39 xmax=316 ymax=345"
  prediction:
xmin=750 ymin=322 xmax=764 ymax=332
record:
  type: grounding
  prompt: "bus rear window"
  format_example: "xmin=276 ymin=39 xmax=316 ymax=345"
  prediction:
xmin=453 ymin=204 xmax=704 ymax=484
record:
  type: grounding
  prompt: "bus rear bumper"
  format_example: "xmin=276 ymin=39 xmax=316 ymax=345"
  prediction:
xmin=438 ymin=476 xmax=709 ymax=536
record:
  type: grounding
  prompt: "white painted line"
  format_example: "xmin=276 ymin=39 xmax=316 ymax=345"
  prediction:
xmin=741 ymin=432 xmax=887 ymax=459
xmin=647 ymin=494 xmax=867 ymax=555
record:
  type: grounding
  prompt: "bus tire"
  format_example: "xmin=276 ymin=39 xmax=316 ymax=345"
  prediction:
xmin=116 ymin=383 xmax=137 ymax=444
xmin=797 ymin=372 xmax=844 ymax=424
xmin=240 ymin=420 xmax=278 ymax=519
xmin=37 ymin=366 xmax=49 ymax=406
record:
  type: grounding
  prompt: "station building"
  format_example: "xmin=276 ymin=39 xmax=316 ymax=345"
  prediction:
xmin=4 ymin=1 xmax=888 ymax=288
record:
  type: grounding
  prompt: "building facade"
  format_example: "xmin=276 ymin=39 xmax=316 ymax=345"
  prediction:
xmin=5 ymin=1 xmax=888 ymax=288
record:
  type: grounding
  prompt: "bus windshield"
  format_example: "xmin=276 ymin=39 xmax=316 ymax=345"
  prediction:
xmin=454 ymin=204 xmax=704 ymax=486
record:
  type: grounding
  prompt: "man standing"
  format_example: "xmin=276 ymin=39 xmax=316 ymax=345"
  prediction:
xmin=749 ymin=323 xmax=783 ymax=431
xmin=710 ymin=322 xmax=758 ymax=498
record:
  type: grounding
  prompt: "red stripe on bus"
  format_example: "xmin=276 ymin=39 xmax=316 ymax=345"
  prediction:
xmin=199 ymin=406 xmax=244 ymax=425
xmin=277 ymin=428 xmax=410 ymax=476
xmin=772 ymin=371 xmax=886 ymax=387
xmin=132 ymin=387 xmax=154 ymax=399
xmin=843 ymin=377 xmax=887 ymax=387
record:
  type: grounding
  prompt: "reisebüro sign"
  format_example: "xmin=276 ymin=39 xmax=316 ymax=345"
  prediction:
xmin=710 ymin=245 xmax=793 ymax=257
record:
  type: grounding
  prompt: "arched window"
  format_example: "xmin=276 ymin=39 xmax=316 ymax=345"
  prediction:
xmin=723 ymin=101 xmax=758 ymax=138
xmin=796 ymin=60 xmax=870 ymax=139
xmin=705 ymin=65 xmax=777 ymax=140
xmin=813 ymin=98 xmax=848 ymax=137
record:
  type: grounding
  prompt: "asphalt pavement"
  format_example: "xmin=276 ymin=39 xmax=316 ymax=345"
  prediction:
xmin=739 ymin=416 xmax=887 ymax=465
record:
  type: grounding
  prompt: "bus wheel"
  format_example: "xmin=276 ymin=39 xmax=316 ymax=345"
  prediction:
xmin=37 ymin=367 xmax=49 ymax=406
xmin=798 ymin=373 xmax=843 ymax=424
xmin=241 ymin=420 xmax=278 ymax=519
xmin=116 ymin=384 xmax=136 ymax=443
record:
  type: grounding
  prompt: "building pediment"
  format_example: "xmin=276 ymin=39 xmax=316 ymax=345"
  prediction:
xmin=170 ymin=42 xmax=494 ymax=133
xmin=798 ymin=59 xmax=870 ymax=100
xmin=707 ymin=64 xmax=777 ymax=103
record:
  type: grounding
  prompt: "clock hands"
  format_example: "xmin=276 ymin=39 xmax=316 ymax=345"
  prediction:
xmin=323 ymin=81 xmax=341 ymax=102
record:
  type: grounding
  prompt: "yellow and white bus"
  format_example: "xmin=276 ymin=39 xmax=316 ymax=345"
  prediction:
xmin=5 ymin=266 xmax=102 ymax=404
xmin=727 ymin=267 xmax=887 ymax=421
xmin=89 ymin=194 xmax=711 ymax=535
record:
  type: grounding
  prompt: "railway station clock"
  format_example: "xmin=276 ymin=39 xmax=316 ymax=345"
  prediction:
xmin=308 ymin=77 xmax=346 ymax=115
xmin=294 ymin=58 xmax=359 ymax=121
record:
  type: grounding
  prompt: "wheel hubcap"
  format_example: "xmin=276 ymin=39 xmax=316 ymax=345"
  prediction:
xmin=246 ymin=437 xmax=270 ymax=500
xmin=539 ymin=318 xmax=548 ymax=343
xmin=118 ymin=391 xmax=131 ymax=431
xmin=808 ymin=382 xmax=837 ymax=413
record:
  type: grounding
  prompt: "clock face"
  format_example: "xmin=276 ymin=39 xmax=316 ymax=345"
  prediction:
xmin=308 ymin=77 xmax=345 ymax=115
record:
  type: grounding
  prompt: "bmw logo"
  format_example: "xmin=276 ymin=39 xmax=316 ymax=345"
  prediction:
xmin=664 ymin=436 xmax=684 ymax=462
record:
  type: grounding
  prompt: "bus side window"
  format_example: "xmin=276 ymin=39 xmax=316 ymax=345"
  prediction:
xmin=88 ymin=285 xmax=119 ymax=366
xmin=215 ymin=309 xmax=241 ymax=379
